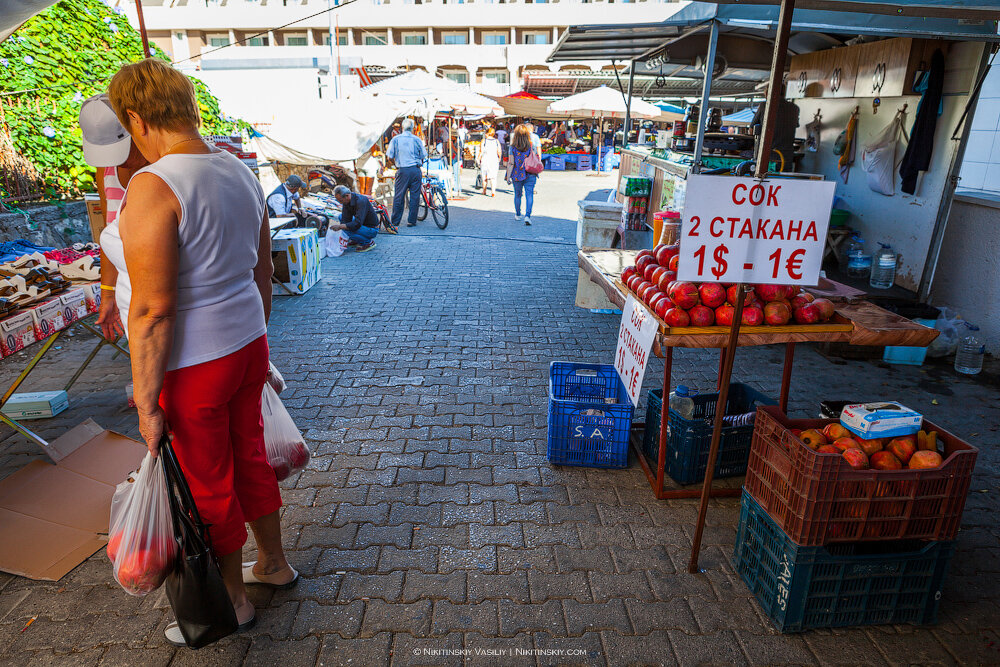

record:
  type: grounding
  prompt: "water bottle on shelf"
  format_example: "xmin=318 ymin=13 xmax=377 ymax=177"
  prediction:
xmin=669 ymin=385 xmax=696 ymax=420
xmin=869 ymin=243 xmax=897 ymax=289
xmin=954 ymin=324 xmax=985 ymax=375
xmin=845 ymin=236 xmax=871 ymax=278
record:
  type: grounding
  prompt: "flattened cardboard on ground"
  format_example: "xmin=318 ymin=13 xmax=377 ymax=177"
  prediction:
xmin=0 ymin=419 xmax=146 ymax=581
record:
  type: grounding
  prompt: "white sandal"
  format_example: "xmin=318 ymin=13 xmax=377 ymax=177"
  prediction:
xmin=59 ymin=256 xmax=100 ymax=281
xmin=242 ymin=561 xmax=299 ymax=589
xmin=164 ymin=602 xmax=256 ymax=647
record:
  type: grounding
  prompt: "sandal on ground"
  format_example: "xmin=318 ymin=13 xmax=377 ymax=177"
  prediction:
xmin=242 ymin=562 xmax=299 ymax=589
xmin=164 ymin=602 xmax=256 ymax=647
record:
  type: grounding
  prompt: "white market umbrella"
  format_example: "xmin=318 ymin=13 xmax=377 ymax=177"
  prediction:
xmin=546 ymin=85 xmax=661 ymax=120
xmin=547 ymin=86 xmax=660 ymax=170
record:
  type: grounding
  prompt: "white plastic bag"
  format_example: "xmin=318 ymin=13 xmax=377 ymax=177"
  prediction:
xmin=323 ymin=230 xmax=350 ymax=258
xmin=261 ymin=383 xmax=311 ymax=481
xmin=107 ymin=453 xmax=177 ymax=596
xmin=927 ymin=307 xmax=963 ymax=358
xmin=266 ymin=361 xmax=287 ymax=395
xmin=862 ymin=114 xmax=905 ymax=196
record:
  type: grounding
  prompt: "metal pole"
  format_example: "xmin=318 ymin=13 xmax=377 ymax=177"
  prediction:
xmin=754 ymin=0 xmax=796 ymax=179
xmin=134 ymin=0 xmax=151 ymax=57
xmin=327 ymin=0 xmax=337 ymax=98
xmin=691 ymin=20 xmax=719 ymax=175
xmin=689 ymin=0 xmax=796 ymax=575
xmin=623 ymin=63 xmax=636 ymax=151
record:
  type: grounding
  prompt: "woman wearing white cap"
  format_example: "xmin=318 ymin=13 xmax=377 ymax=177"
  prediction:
xmin=79 ymin=93 xmax=149 ymax=340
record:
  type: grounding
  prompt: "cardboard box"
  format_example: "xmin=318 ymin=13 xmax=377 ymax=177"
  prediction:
xmin=1 ymin=390 xmax=69 ymax=420
xmin=30 ymin=298 xmax=67 ymax=340
xmin=83 ymin=282 xmax=102 ymax=314
xmin=84 ymin=193 xmax=105 ymax=243
xmin=840 ymin=402 xmax=922 ymax=439
xmin=0 ymin=420 xmax=146 ymax=580
xmin=59 ymin=288 xmax=89 ymax=324
xmin=272 ymin=228 xmax=322 ymax=295
xmin=1 ymin=311 xmax=38 ymax=357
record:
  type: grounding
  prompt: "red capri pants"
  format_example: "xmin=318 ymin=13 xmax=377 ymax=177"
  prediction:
xmin=159 ymin=335 xmax=282 ymax=556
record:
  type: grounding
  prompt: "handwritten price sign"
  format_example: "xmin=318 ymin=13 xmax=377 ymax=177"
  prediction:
xmin=615 ymin=295 xmax=659 ymax=407
xmin=678 ymin=175 xmax=836 ymax=286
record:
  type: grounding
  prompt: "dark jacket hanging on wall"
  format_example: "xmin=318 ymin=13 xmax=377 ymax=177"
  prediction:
xmin=899 ymin=49 xmax=945 ymax=195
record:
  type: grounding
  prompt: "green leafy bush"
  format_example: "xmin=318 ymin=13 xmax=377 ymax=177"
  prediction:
xmin=0 ymin=0 xmax=242 ymax=198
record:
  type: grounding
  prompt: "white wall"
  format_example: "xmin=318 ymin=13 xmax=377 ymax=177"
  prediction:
xmin=958 ymin=63 xmax=1000 ymax=192
xmin=794 ymin=41 xmax=984 ymax=292
xmin=930 ymin=195 xmax=1000 ymax=353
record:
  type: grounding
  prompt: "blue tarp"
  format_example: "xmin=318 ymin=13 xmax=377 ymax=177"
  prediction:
xmin=722 ymin=108 xmax=757 ymax=125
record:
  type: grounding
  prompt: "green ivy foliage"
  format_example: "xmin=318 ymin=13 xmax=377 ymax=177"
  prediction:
xmin=0 ymin=0 xmax=242 ymax=198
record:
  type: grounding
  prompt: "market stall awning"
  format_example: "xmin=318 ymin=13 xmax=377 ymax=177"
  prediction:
xmin=1 ymin=0 xmax=57 ymax=42
xmin=547 ymin=85 xmax=662 ymax=120
xmin=491 ymin=93 xmax=568 ymax=120
xmin=549 ymin=1 xmax=1000 ymax=72
xmin=523 ymin=70 xmax=767 ymax=99
xmin=721 ymin=107 xmax=757 ymax=125
xmin=711 ymin=0 xmax=1000 ymax=20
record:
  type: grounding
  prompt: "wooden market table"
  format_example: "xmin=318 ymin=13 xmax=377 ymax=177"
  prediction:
xmin=578 ymin=248 xmax=940 ymax=500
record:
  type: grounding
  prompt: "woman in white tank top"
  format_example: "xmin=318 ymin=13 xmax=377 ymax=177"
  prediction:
xmin=103 ymin=59 xmax=295 ymax=648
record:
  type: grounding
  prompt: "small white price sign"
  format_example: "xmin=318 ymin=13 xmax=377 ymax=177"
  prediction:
xmin=678 ymin=175 xmax=836 ymax=286
xmin=615 ymin=295 xmax=659 ymax=407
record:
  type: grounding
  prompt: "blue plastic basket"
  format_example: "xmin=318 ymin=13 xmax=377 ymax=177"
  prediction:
xmin=547 ymin=362 xmax=634 ymax=468
xmin=733 ymin=490 xmax=954 ymax=633
xmin=641 ymin=384 xmax=775 ymax=485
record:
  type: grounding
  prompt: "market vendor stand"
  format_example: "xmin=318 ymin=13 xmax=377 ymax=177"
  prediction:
xmin=579 ymin=246 xmax=938 ymax=496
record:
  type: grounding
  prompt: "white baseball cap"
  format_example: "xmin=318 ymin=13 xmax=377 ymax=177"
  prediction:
xmin=79 ymin=94 xmax=132 ymax=167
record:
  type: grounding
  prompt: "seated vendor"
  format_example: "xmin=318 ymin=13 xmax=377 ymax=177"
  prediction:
xmin=267 ymin=175 xmax=328 ymax=230
xmin=330 ymin=185 xmax=378 ymax=252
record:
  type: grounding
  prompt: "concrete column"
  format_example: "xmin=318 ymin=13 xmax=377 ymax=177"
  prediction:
xmin=386 ymin=27 xmax=393 ymax=45
xmin=268 ymin=30 xmax=276 ymax=46
xmin=469 ymin=27 xmax=474 ymax=45
xmin=427 ymin=27 xmax=433 ymax=45
xmin=551 ymin=26 xmax=557 ymax=44
xmin=510 ymin=26 xmax=516 ymax=45
xmin=228 ymin=28 xmax=236 ymax=45
xmin=347 ymin=28 xmax=355 ymax=46
xmin=306 ymin=29 xmax=315 ymax=46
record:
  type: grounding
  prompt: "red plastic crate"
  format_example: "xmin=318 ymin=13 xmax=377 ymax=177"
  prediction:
xmin=744 ymin=406 xmax=978 ymax=546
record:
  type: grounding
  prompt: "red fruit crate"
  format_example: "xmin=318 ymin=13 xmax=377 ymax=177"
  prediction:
xmin=744 ymin=406 xmax=978 ymax=546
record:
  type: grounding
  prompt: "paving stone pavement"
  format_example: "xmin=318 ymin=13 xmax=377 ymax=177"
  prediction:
xmin=0 ymin=171 xmax=997 ymax=666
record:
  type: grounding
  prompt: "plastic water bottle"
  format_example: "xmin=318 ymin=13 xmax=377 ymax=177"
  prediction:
xmin=669 ymin=385 xmax=696 ymax=420
xmin=846 ymin=236 xmax=871 ymax=278
xmin=869 ymin=243 xmax=897 ymax=289
xmin=954 ymin=324 xmax=985 ymax=375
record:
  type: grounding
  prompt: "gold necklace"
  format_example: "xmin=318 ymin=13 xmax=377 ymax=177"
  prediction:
xmin=162 ymin=137 xmax=205 ymax=156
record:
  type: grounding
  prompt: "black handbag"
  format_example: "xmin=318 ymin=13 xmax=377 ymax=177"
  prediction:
xmin=160 ymin=436 xmax=239 ymax=649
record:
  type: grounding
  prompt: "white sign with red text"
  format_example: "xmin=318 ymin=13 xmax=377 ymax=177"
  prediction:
xmin=615 ymin=295 xmax=659 ymax=407
xmin=678 ymin=175 xmax=836 ymax=286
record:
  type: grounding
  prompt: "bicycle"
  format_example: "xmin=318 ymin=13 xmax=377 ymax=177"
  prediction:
xmin=417 ymin=175 xmax=449 ymax=230
xmin=366 ymin=196 xmax=397 ymax=234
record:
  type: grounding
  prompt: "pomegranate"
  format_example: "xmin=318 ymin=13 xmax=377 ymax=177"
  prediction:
xmin=793 ymin=304 xmax=821 ymax=324
xmin=908 ymin=450 xmax=943 ymax=469
xmin=871 ymin=450 xmax=903 ymax=470
xmin=833 ymin=437 xmax=861 ymax=452
xmin=670 ymin=282 xmax=699 ymax=309
xmin=642 ymin=262 xmax=659 ymax=282
xmin=799 ymin=429 xmax=827 ymax=450
xmin=668 ymin=254 xmax=679 ymax=272
xmin=887 ymin=437 xmax=917 ymax=465
xmin=715 ymin=303 xmax=735 ymax=326
xmin=741 ymin=305 xmax=764 ymax=326
xmin=699 ymin=283 xmax=727 ymax=309
xmin=650 ymin=266 xmax=669 ymax=287
xmin=841 ymin=448 xmax=869 ymax=470
xmin=727 ymin=284 xmax=753 ymax=307
xmin=754 ymin=284 xmax=785 ymax=303
xmin=816 ymin=444 xmax=841 ymax=454
xmin=663 ymin=308 xmax=690 ymax=327
xmin=621 ymin=267 xmax=637 ymax=284
xmin=812 ymin=297 xmax=835 ymax=321
xmin=688 ymin=304 xmax=715 ymax=326
xmin=654 ymin=297 xmax=671 ymax=319
xmin=635 ymin=255 xmax=656 ymax=273
xmin=763 ymin=301 xmax=791 ymax=326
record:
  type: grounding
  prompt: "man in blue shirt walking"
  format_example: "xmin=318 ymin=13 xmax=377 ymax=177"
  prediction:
xmin=386 ymin=118 xmax=427 ymax=227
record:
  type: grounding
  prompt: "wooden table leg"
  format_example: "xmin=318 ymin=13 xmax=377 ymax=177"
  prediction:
xmin=780 ymin=342 xmax=795 ymax=414
xmin=656 ymin=347 xmax=672 ymax=500
xmin=717 ymin=347 xmax=726 ymax=390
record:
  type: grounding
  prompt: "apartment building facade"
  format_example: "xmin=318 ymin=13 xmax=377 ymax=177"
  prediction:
xmin=118 ymin=0 xmax=681 ymax=125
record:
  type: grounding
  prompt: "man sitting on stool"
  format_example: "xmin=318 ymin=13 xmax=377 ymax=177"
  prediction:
xmin=331 ymin=185 xmax=378 ymax=252
xmin=266 ymin=175 xmax=327 ymax=231
xmin=386 ymin=118 xmax=427 ymax=228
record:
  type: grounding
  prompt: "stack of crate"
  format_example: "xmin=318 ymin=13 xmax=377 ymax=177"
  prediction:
xmin=734 ymin=406 xmax=978 ymax=633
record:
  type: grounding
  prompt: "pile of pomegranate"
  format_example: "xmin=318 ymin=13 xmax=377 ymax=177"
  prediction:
xmin=620 ymin=244 xmax=836 ymax=328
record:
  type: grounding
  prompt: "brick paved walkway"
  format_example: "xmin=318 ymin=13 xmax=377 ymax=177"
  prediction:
xmin=0 ymin=171 xmax=997 ymax=666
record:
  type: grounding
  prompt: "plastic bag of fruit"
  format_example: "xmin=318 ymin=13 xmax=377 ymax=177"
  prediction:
xmin=261 ymin=383 xmax=311 ymax=481
xmin=107 ymin=453 xmax=177 ymax=596
xmin=266 ymin=361 xmax=287 ymax=395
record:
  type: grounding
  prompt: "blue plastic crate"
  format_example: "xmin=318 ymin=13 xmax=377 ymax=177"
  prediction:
xmin=883 ymin=317 xmax=935 ymax=366
xmin=547 ymin=156 xmax=566 ymax=171
xmin=733 ymin=490 xmax=955 ymax=633
xmin=641 ymin=384 xmax=775 ymax=485
xmin=547 ymin=362 xmax=634 ymax=468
